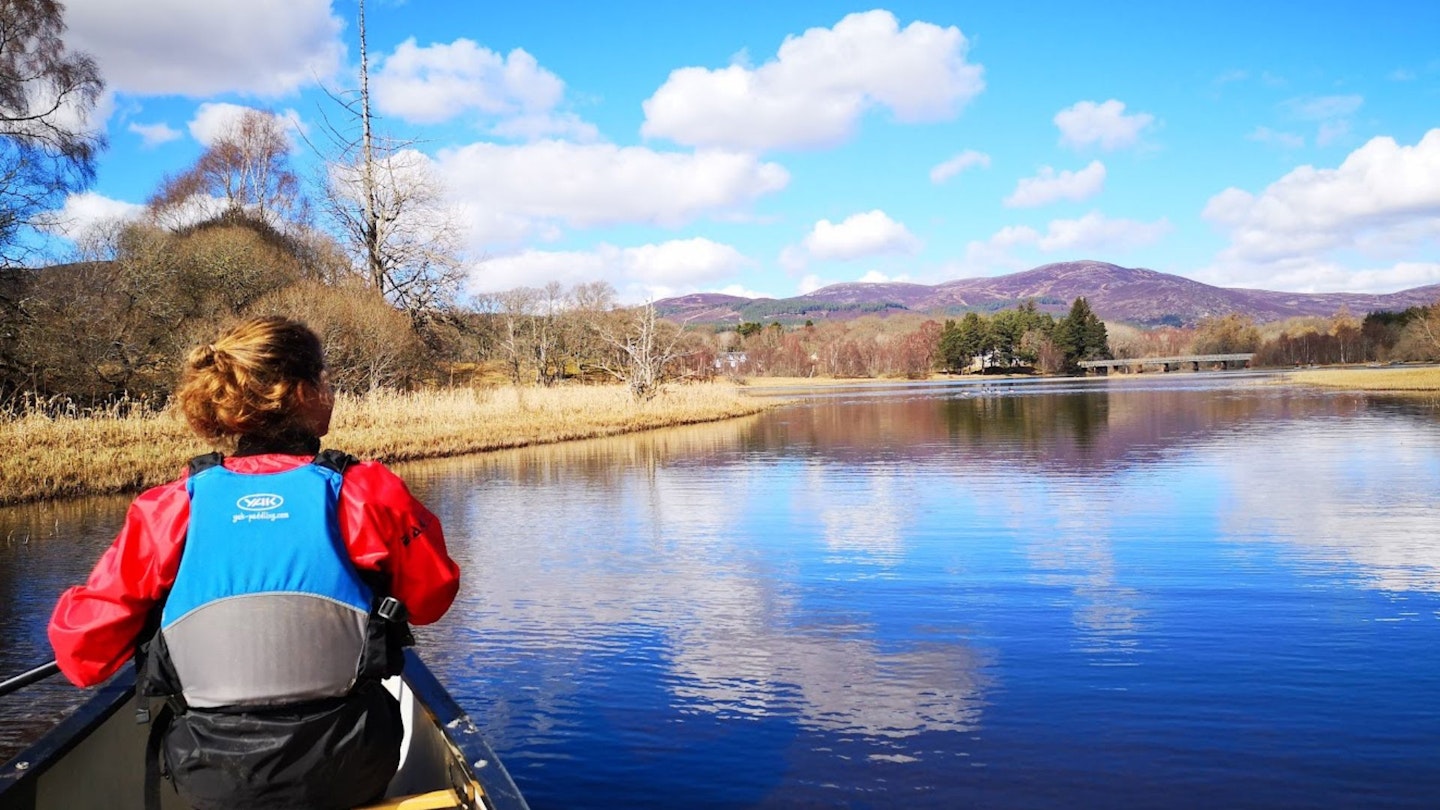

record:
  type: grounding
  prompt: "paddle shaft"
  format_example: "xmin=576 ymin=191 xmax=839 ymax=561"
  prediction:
xmin=0 ymin=660 xmax=61 ymax=697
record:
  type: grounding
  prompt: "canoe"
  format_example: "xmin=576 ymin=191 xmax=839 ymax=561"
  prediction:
xmin=0 ymin=650 xmax=529 ymax=810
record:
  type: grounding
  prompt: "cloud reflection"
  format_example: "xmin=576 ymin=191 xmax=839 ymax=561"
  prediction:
xmin=405 ymin=428 xmax=992 ymax=743
xmin=1209 ymin=418 xmax=1440 ymax=593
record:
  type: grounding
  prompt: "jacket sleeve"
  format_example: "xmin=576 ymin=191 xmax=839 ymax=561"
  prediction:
xmin=47 ymin=479 xmax=190 ymax=688
xmin=337 ymin=462 xmax=460 ymax=625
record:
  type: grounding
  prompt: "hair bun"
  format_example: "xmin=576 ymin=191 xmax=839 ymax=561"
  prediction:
xmin=193 ymin=343 xmax=220 ymax=369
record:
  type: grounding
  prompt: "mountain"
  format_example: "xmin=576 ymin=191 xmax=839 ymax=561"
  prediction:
xmin=655 ymin=261 xmax=1440 ymax=327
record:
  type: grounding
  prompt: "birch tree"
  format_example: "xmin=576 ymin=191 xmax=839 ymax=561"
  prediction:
xmin=313 ymin=0 xmax=464 ymax=327
xmin=0 ymin=0 xmax=105 ymax=265
xmin=148 ymin=109 xmax=304 ymax=230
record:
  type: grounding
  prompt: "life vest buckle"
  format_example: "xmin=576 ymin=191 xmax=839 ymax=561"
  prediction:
xmin=377 ymin=596 xmax=407 ymax=623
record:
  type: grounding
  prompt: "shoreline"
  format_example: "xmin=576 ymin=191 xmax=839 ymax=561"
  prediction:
xmin=1284 ymin=365 xmax=1440 ymax=392
xmin=0 ymin=383 xmax=779 ymax=507
xmin=7 ymin=366 xmax=1437 ymax=507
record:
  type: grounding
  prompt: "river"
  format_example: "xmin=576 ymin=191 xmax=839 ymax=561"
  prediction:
xmin=4 ymin=373 xmax=1440 ymax=809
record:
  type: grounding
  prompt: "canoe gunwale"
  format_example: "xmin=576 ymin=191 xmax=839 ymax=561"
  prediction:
xmin=0 ymin=671 xmax=135 ymax=809
xmin=397 ymin=650 xmax=529 ymax=810
xmin=0 ymin=651 xmax=530 ymax=810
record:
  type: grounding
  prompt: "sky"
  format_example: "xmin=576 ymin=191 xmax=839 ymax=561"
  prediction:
xmin=44 ymin=0 xmax=1440 ymax=303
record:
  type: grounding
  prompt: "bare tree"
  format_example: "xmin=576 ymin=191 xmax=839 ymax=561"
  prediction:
xmin=0 ymin=0 xmax=105 ymax=266
xmin=482 ymin=286 xmax=539 ymax=385
xmin=586 ymin=301 xmax=694 ymax=402
xmin=148 ymin=109 xmax=305 ymax=229
xmin=1410 ymin=301 xmax=1440 ymax=359
xmin=311 ymin=0 xmax=464 ymax=327
xmin=562 ymin=280 xmax=617 ymax=377
xmin=530 ymin=281 xmax=567 ymax=385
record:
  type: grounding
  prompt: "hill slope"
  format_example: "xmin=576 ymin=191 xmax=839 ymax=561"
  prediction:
xmin=656 ymin=261 xmax=1440 ymax=326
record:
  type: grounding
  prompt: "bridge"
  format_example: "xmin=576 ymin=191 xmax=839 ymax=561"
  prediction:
xmin=1078 ymin=353 xmax=1255 ymax=374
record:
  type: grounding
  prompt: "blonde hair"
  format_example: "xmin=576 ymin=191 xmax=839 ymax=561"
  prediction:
xmin=176 ymin=316 xmax=327 ymax=444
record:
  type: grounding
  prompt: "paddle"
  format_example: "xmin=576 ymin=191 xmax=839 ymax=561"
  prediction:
xmin=0 ymin=660 xmax=60 ymax=698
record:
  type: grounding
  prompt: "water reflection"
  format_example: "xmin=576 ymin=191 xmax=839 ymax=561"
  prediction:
xmin=809 ymin=467 xmax=908 ymax=566
xmin=0 ymin=494 xmax=132 ymax=758
xmin=751 ymin=381 xmax=1373 ymax=476
xmin=1210 ymin=417 xmax=1440 ymax=593
xmin=404 ymin=430 xmax=992 ymax=748
xmin=4 ymin=378 xmax=1440 ymax=809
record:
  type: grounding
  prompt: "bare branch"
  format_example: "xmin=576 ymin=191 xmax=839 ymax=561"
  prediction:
xmin=0 ymin=0 xmax=106 ymax=266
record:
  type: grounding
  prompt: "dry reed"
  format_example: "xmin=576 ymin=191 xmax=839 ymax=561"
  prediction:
xmin=1288 ymin=366 xmax=1440 ymax=391
xmin=0 ymin=383 xmax=771 ymax=506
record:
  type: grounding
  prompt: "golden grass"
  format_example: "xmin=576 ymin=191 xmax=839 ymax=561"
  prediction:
xmin=0 ymin=383 xmax=771 ymax=506
xmin=1288 ymin=366 xmax=1440 ymax=391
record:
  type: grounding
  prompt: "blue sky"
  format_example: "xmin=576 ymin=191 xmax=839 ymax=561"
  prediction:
xmin=50 ymin=0 xmax=1440 ymax=303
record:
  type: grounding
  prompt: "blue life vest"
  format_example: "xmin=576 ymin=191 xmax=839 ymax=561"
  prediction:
xmin=160 ymin=456 xmax=373 ymax=709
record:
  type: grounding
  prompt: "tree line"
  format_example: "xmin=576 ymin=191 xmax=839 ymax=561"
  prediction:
xmin=0 ymin=0 xmax=688 ymax=410
xmin=1111 ymin=307 xmax=1440 ymax=367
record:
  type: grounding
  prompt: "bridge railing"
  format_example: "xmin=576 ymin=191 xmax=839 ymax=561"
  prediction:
xmin=1078 ymin=353 xmax=1255 ymax=369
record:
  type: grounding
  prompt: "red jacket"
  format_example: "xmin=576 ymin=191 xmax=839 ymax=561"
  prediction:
xmin=48 ymin=454 xmax=461 ymax=688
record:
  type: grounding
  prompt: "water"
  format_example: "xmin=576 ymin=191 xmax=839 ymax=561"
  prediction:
xmin=4 ymin=374 xmax=1440 ymax=808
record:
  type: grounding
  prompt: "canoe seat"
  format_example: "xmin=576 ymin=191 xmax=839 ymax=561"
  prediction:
xmin=354 ymin=788 xmax=462 ymax=810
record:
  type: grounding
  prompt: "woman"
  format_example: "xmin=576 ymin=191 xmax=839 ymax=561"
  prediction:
xmin=47 ymin=316 xmax=461 ymax=810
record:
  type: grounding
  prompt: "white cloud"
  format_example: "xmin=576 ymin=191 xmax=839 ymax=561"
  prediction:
xmin=435 ymin=141 xmax=790 ymax=247
xmin=1282 ymin=94 xmax=1363 ymax=148
xmin=857 ymin=270 xmax=912 ymax=284
xmin=1248 ymin=126 xmax=1305 ymax=150
xmin=127 ymin=121 xmax=181 ymax=148
xmin=468 ymin=238 xmax=750 ymax=301
xmin=624 ymin=238 xmax=751 ymax=283
xmin=798 ymin=274 xmax=830 ymax=294
xmin=65 ymin=0 xmax=343 ymax=97
xmin=990 ymin=224 xmax=1041 ymax=248
xmin=1249 ymin=126 xmax=1307 ymax=149
xmin=1284 ymin=94 xmax=1364 ymax=121
xmin=1194 ymin=258 xmax=1440 ymax=294
xmin=1204 ymin=129 xmax=1440 ymax=264
xmin=489 ymin=112 xmax=599 ymax=142
xmin=1054 ymin=100 xmax=1154 ymax=151
xmin=38 ymin=192 xmax=145 ymax=240
xmin=641 ymin=10 xmax=984 ymax=150
xmin=961 ymin=228 xmax=1035 ymax=274
xmin=716 ymin=284 xmax=772 ymax=299
xmin=1389 ymin=69 xmax=1417 ymax=82
xmin=1003 ymin=161 xmax=1106 ymax=208
xmin=1317 ymin=120 xmax=1350 ymax=147
xmin=930 ymin=150 xmax=991 ymax=184
xmin=186 ymin=103 xmax=306 ymax=148
xmin=1033 ymin=211 xmax=1172 ymax=252
xmin=960 ymin=213 xmax=1167 ymax=271
xmin=371 ymin=38 xmax=596 ymax=141
xmin=801 ymin=210 xmax=921 ymax=261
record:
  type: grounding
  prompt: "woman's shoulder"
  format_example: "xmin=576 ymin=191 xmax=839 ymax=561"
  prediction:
xmin=138 ymin=473 xmax=191 ymax=502
xmin=122 ymin=474 xmax=192 ymax=531
xmin=336 ymin=457 xmax=416 ymax=498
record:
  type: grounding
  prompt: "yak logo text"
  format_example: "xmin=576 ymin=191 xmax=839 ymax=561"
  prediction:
xmin=236 ymin=493 xmax=284 ymax=512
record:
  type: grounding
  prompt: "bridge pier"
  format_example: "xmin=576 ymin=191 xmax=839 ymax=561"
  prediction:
xmin=1078 ymin=353 xmax=1256 ymax=375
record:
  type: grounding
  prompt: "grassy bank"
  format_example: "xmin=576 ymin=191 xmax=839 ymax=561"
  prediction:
xmin=1288 ymin=366 xmax=1440 ymax=391
xmin=0 ymin=383 xmax=772 ymax=506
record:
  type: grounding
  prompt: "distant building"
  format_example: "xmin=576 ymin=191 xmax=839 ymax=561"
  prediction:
xmin=716 ymin=351 xmax=748 ymax=370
